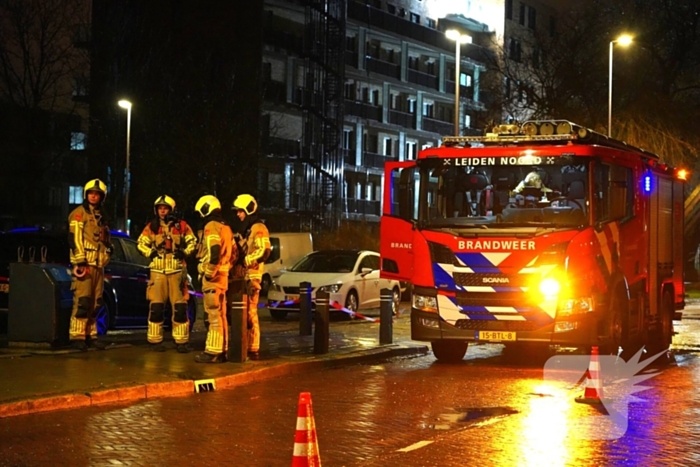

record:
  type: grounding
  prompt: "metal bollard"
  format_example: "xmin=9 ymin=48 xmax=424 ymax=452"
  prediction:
xmin=299 ymin=281 xmax=312 ymax=336
xmin=227 ymin=280 xmax=247 ymax=363
xmin=314 ymin=290 xmax=329 ymax=354
xmin=380 ymin=288 xmax=393 ymax=344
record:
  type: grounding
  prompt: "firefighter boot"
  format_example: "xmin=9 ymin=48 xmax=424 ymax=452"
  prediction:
xmin=87 ymin=338 xmax=107 ymax=350
xmin=176 ymin=344 xmax=191 ymax=354
xmin=194 ymin=352 xmax=227 ymax=363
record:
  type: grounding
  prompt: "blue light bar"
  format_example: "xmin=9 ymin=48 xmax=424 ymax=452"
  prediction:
xmin=643 ymin=174 xmax=652 ymax=193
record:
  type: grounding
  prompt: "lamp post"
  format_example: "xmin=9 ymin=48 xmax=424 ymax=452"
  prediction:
xmin=446 ymin=29 xmax=471 ymax=137
xmin=117 ymin=100 xmax=132 ymax=234
xmin=608 ymin=34 xmax=633 ymax=137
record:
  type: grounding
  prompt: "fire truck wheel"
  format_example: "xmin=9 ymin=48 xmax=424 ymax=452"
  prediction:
xmin=431 ymin=341 xmax=468 ymax=363
xmin=601 ymin=291 xmax=628 ymax=355
xmin=657 ymin=289 xmax=674 ymax=349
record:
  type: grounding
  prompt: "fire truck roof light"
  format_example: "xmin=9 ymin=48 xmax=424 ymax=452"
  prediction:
xmin=644 ymin=175 xmax=652 ymax=193
xmin=677 ymin=169 xmax=689 ymax=180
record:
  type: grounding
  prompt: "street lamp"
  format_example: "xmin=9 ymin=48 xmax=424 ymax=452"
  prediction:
xmin=117 ymin=99 xmax=132 ymax=234
xmin=446 ymin=29 xmax=471 ymax=137
xmin=608 ymin=34 xmax=633 ymax=137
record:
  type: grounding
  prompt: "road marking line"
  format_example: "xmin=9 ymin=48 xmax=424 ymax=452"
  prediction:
xmin=397 ymin=440 xmax=434 ymax=452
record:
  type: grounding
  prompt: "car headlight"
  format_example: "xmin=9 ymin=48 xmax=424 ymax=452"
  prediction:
xmin=557 ymin=297 xmax=594 ymax=317
xmin=413 ymin=294 xmax=437 ymax=313
xmin=318 ymin=283 xmax=342 ymax=293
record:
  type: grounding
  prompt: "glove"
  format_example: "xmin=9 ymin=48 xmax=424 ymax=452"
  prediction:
xmin=149 ymin=250 xmax=159 ymax=260
xmin=173 ymin=250 xmax=186 ymax=260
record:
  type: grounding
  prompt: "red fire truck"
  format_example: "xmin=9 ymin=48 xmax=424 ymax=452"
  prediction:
xmin=380 ymin=120 xmax=686 ymax=362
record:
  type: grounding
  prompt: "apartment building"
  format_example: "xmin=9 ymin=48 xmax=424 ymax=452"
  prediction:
xmin=260 ymin=0 xmax=497 ymax=230
xmin=0 ymin=0 xmax=92 ymax=230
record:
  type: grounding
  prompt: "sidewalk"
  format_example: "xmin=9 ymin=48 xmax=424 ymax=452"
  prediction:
xmin=0 ymin=310 xmax=428 ymax=419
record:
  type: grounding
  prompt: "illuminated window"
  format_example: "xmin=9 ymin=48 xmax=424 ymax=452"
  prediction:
xmin=69 ymin=186 xmax=82 ymax=204
xmin=70 ymin=132 xmax=86 ymax=150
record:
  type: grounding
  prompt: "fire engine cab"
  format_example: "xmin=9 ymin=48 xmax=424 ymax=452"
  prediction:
xmin=380 ymin=120 xmax=686 ymax=362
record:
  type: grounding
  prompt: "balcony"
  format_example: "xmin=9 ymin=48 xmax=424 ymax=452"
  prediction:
xmin=346 ymin=199 xmax=381 ymax=217
xmin=422 ymin=117 xmax=453 ymax=135
xmin=407 ymin=68 xmax=438 ymax=90
xmin=346 ymin=52 xmax=359 ymax=67
xmin=347 ymin=1 xmax=494 ymax=63
xmin=265 ymin=137 xmax=301 ymax=157
xmin=388 ymin=109 xmax=415 ymax=128
xmin=344 ymin=99 xmax=382 ymax=121
xmin=365 ymin=56 xmax=400 ymax=79
xmin=363 ymin=151 xmax=393 ymax=169
xmin=262 ymin=80 xmax=287 ymax=103
xmin=445 ymin=81 xmax=474 ymax=100
xmin=341 ymin=148 xmax=355 ymax=165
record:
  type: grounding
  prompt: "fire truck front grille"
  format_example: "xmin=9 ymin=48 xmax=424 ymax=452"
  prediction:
xmin=455 ymin=292 xmax=532 ymax=308
xmin=454 ymin=319 xmax=538 ymax=332
xmin=453 ymin=272 xmax=530 ymax=288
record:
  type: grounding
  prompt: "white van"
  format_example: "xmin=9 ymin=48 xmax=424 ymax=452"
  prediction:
xmin=262 ymin=232 xmax=314 ymax=295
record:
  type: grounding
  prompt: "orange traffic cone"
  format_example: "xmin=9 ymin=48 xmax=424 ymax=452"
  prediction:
xmin=575 ymin=346 xmax=604 ymax=404
xmin=292 ymin=392 xmax=322 ymax=467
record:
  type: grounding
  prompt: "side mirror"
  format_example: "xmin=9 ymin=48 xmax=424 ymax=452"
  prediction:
xmin=360 ymin=267 xmax=372 ymax=275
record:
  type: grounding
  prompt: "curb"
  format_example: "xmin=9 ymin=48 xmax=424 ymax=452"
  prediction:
xmin=0 ymin=344 xmax=429 ymax=419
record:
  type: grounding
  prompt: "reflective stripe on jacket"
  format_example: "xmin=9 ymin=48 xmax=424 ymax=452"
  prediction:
xmin=196 ymin=219 xmax=234 ymax=281
xmin=244 ymin=222 xmax=271 ymax=281
xmin=137 ymin=219 xmax=196 ymax=274
xmin=68 ymin=204 xmax=110 ymax=267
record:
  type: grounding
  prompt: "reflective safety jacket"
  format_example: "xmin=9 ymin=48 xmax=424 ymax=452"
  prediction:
xmin=242 ymin=221 xmax=271 ymax=281
xmin=137 ymin=218 xmax=196 ymax=274
xmin=68 ymin=203 xmax=111 ymax=267
xmin=196 ymin=218 xmax=235 ymax=284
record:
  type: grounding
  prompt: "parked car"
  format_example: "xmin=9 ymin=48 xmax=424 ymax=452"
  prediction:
xmin=262 ymin=232 xmax=314 ymax=295
xmin=267 ymin=249 xmax=401 ymax=320
xmin=0 ymin=227 xmax=196 ymax=335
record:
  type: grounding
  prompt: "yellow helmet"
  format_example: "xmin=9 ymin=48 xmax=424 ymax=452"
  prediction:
xmin=195 ymin=195 xmax=221 ymax=217
xmin=232 ymin=194 xmax=258 ymax=215
xmin=83 ymin=179 xmax=107 ymax=200
xmin=154 ymin=194 xmax=176 ymax=214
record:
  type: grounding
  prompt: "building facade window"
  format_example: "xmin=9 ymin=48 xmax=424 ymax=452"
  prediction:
xmin=423 ymin=102 xmax=434 ymax=118
xmin=70 ymin=132 xmax=86 ymax=150
xmin=405 ymin=141 xmax=417 ymax=160
xmin=426 ymin=18 xmax=436 ymax=29
xmin=410 ymin=13 xmax=420 ymax=24
xmin=69 ymin=186 xmax=82 ymax=204
xmin=506 ymin=0 xmax=513 ymax=20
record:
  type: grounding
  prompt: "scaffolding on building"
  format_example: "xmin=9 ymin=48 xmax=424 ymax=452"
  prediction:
xmin=300 ymin=0 xmax=346 ymax=231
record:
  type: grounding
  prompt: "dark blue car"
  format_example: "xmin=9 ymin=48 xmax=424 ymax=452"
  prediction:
xmin=0 ymin=228 xmax=197 ymax=336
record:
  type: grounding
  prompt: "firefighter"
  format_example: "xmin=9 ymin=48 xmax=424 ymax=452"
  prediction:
xmin=194 ymin=195 xmax=235 ymax=363
xmin=68 ymin=178 xmax=112 ymax=351
xmin=232 ymin=194 xmax=271 ymax=360
xmin=137 ymin=195 xmax=196 ymax=352
xmin=513 ymin=171 xmax=552 ymax=194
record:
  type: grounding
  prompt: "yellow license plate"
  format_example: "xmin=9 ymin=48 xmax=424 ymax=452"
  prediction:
xmin=286 ymin=294 xmax=299 ymax=302
xmin=0 ymin=283 xmax=8 ymax=293
xmin=478 ymin=331 xmax=516 ymax=342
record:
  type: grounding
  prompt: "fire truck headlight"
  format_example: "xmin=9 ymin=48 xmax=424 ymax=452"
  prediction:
xmin=557 ymin=297 xmax=594 ymax=317
xmin=413 ymin=294 xmax=438 ymax=313
xmin=539 ymin=278 xmax=561 ymax=297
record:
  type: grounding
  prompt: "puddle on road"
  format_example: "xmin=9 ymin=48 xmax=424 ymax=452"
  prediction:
xmin=424 ymin=406 xmax=518 ymax=430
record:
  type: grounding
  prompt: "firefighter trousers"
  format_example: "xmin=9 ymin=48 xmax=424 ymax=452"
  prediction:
xmin=245 ymin=279 xmax=262 ymax=353
xmin=202 ymin=276 xmax=228 ymax=355
xmin=69 ymin=265 xmax=104 ymax=341
xmin=146 ymin=270 xmax=190 ymax=344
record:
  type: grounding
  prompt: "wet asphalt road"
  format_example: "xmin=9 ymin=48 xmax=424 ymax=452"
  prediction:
xmin=2 ymin=306 xmax=700 ymax=466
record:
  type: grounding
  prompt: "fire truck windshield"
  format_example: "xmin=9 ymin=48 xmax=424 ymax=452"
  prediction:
xmin=420 ymin=160 xmax=590 ymax=229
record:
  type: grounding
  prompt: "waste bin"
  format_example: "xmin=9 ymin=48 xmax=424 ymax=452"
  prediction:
xmin=8 ymin=262 xmax=73 ymax=346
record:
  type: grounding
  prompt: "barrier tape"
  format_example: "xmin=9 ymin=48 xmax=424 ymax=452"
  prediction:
xmin=268 ymin=298 xmax=300 ymax=308
xmin=329 ymin=301 xmax=379 ymax=323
